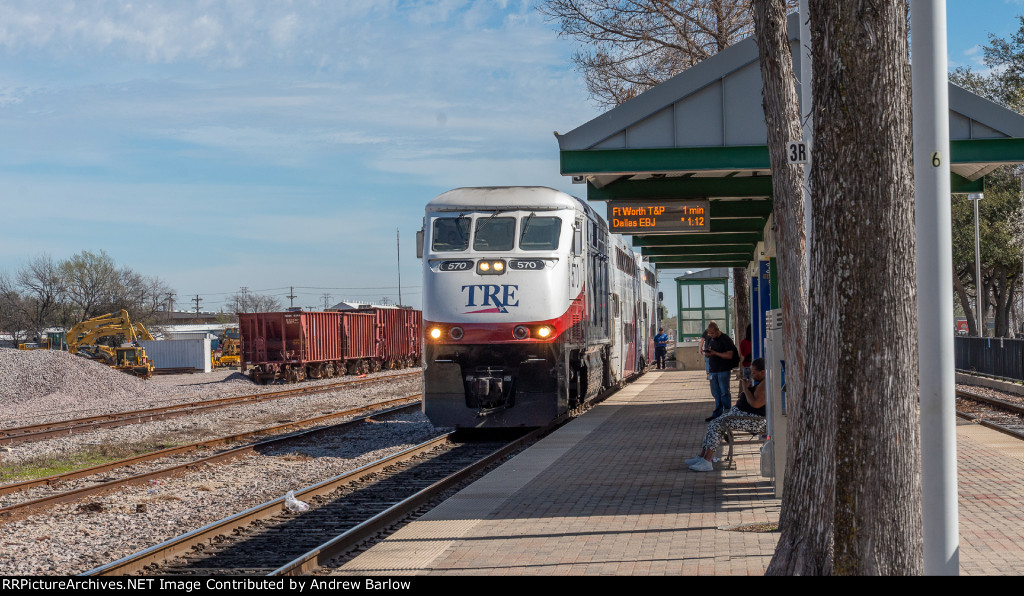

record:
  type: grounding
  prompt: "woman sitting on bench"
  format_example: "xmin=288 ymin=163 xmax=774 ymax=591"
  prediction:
xmin=687 ymin=357 xmax=767 ymax=472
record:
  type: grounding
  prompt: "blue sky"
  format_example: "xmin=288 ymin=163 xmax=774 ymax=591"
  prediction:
xmin=0 ymin=1 xmax=1019 ymax=313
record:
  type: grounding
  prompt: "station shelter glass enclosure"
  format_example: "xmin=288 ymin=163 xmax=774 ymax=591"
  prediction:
xmin=676 ymin=268 xmax=731 ymax=341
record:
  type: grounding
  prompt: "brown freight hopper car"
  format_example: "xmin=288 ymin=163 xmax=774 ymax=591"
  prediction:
xmin=356 ymin=307 xmax=422 ymax=369
xmin=239 ymin=309 xmax=421 ymax=384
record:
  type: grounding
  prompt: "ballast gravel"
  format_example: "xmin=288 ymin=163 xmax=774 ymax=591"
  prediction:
xmin=0 ymin=347 xmax=412 ymax=428
xmin=0 ymin=347 xmax=439 ymax=575
xmin=0 ymin=413 xmax=439 ymax=576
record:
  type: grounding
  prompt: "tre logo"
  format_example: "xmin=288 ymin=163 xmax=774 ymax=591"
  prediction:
xmin=461 ymin=284 xmax=519 ymax=308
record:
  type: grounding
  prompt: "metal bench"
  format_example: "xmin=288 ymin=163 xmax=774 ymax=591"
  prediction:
xmin=721 ymin=428 xmax=766 ymax=467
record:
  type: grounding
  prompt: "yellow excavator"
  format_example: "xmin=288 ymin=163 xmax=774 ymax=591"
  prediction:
xmin=212 ymin=327 xmax=241 ymax=368
xmin=65 ymin=310 xmax=156 ymax=379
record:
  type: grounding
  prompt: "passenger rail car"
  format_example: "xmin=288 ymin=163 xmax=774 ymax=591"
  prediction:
xmin=419 ymin=186 xmax=657 ymax=428
xmin=239 ymin=308 xmax=421 ymax=384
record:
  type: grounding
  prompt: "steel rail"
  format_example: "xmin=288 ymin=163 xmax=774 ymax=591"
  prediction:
xmin=270 ymin=426 xmax=545 ymax=576
xmin=81 ymin=370 xmax=634 ymax=576
xmin=82 ymin=433 xmax=456 ymax=576
xmin=0 ymin=370 xmax=421 ymax=445
xmin=955 ymin=387 xmax=1024 ymax=417
xmin=954 ymin=410 xmax=1024 ymax=442
xmin=0 ymin=398 xmax=422 ymax=523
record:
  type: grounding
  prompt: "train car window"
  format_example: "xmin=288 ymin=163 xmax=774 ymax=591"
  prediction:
xmin=432 ymin=218 xmax=470 ymax=252
xmin=474 ymin=217 xmax=515 ymax=251
xmin=520 ymin=216 xmax=561 ymax=250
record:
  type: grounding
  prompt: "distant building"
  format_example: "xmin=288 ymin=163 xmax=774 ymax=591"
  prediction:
xmin=328 ymin=301 xmax=403 ymax=311
xmin=166 ymin=310 xmax=227 ymax=324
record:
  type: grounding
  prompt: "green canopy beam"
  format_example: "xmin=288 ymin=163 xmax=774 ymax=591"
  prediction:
xmin=633 ymin=232 xmax=763 ymax=247
xmin=641 ymin=245 xmax=755 ymax=257
xmin=950 ymin=138 xmax=1024 ymax=164
xmin=588 ymin=176 xmax=773 ymax=200
xmin=561 ymin=146 xmax=771 ymax=175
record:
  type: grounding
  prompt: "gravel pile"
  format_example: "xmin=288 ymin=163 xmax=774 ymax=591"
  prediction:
xmin=0 ymin=348 xmax=147 ymax=412
xmin=0 ymin=346 xmax=421 ymax=428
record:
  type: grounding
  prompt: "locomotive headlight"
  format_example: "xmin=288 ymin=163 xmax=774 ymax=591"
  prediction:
xmin=476 ymin=259 xmax=506 ymax=275
xmin=429 ymin=327 xmax=442 ymax=340
xmin=513 ymin=325 xmax=529 ymax=340
xmin=449 ymin=326 xmax=464 ymax=340
xmin=536 ymin=326 xmax=553 ymax=338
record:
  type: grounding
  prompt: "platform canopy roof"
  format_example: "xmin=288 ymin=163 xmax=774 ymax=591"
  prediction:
xmin=555 ymin=11 xmax=1024 ymax=270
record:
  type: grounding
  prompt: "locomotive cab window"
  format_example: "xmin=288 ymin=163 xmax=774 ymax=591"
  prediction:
xmin=519 ymin=216 xmax=561 ymax=250
xmin=474 ymin=217 xmax=515 ymax=251
xmin=432 ymin=217 xmax=470 ymax=252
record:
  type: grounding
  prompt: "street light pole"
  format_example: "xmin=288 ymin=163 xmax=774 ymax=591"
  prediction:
xmin=968 ymin=192 xmax=984 ymax=336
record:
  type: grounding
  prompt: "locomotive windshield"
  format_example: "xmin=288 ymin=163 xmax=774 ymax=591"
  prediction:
xmin=430 ymin=213 xmax=564 ymax=252
xmin=432 ymin=217 xmax=470 ymax=252
xmin=473 ymin=217 xmax=515 ymax=251
xmin=519 ymin=216 xmax=561 ymax=250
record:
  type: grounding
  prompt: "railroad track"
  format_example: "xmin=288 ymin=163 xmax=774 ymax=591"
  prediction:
xmin=84 ymin=429 xmax=542 ymax=576
xmin=0 ymin=370 xmax=421 ymax=446
xmin=955 ymin=386 xmax=1024 ymax=440
xmin=81 ymin=374 xmax=632 ymax=577
xmin=0 ymin=396 xmax=423 ymax=523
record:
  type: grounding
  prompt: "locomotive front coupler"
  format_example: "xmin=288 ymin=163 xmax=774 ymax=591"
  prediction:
xmin=464 ymin=365 xmax=515 ymax=414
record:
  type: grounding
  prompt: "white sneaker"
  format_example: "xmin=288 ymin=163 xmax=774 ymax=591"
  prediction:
xmin=685 ymin=456 xmax=704 ymax=465
xmin=689 ymin=459 xmax=714 ymax=472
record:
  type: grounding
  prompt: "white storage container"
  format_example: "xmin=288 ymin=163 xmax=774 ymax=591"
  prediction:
xmin=138 ymin=338 xmax=212 ymax=373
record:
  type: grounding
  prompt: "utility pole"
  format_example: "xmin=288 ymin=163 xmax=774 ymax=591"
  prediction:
xmin=237 ymin=287 xmax=249 ymax=313
xmin=968 ymin=193 xmax=985 ymax=336
xmin=192 ymin=295 xmax=202 ymax=319
xmin=397 ymin=228 xmax=403 ymax=307
xmin=287 ymin=286 xmax=297 ymax=309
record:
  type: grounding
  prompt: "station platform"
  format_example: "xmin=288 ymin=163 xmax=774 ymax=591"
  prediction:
xmin=337 ymin=370 xmax=1024 ymax=576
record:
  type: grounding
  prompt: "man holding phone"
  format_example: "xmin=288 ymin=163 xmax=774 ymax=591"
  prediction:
xmin=703 ymin=321 xmax=738 ymax=422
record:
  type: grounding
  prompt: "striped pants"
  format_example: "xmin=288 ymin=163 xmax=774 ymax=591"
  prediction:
xmin=701 ymin=408 xmax=766 ymax=451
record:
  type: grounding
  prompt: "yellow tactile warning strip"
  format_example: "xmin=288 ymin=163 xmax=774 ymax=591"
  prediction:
xmin=337 ymin=375 xmax=659 ymax=574
xmin=956 ymin=421 xmax=1024 ymax=460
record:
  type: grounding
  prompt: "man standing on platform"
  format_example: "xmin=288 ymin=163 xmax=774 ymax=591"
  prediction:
xmin=703 ymin=321 xmax=737 ymax=422
xmin=654 ymin=327 xmax=669 ymax=369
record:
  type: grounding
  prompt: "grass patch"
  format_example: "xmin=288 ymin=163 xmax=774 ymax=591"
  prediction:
xmin=0 ymin=441 xmax=180 ymax=484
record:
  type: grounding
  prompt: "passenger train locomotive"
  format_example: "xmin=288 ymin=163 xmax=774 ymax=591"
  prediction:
xmin=419 ymin=186 xmax=658 ymax=428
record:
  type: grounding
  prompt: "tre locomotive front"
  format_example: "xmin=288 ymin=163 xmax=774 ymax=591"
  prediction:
xmin=419 ymin=186 xmax=657 ymax=428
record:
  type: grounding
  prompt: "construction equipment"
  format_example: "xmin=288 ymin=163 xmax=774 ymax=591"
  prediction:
xmin=18 ymin=332 xmax=69 ymax=351
xmin=65 ymin=310 xmax=156 ymax=379
xmin=212 ymin=327 xmax=241 ymax=368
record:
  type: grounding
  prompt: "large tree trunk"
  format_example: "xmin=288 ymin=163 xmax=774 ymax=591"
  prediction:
xmin=808 ymin=0 xmax=923 ymax=574
xmin=992 ymin=267 xmax=1020 ymax=337
xmin=749 ymin=0 xmax=826 ymax=575
xmin=953 ymin=270 xmax=978 ymax=335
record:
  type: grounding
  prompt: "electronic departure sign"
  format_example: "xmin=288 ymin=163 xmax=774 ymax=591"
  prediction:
xmin=606 ymin=200 xmax=711 ymax=234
